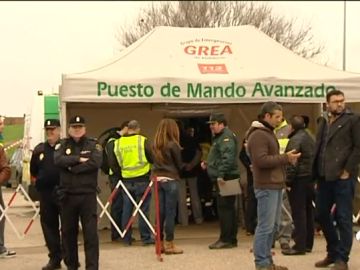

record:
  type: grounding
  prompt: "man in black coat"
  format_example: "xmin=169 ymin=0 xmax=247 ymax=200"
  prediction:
xmin=30 ymin=119 xmax=62 ymax=270
xmin=313 ymin=90 xmax=360 ymax=270
xmin=54 ymin=116 xmax=102 ymax=270
xmin=239 ymin=138 xmax=257 ymax=236
xmin=103 ymin=121 xmax=129 ymax=241
xmin=282 ymin=115 xmax=315 ymax=256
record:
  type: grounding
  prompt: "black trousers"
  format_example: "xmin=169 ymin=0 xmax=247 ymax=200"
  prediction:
xmin=39 ymin=190 xmax=62 ymax=263
xmin=315 ymin=177 xmax=355 ymax=263
xmin=216 ymin=193 xmax=238 ymax=244
xmin=244 ymin=178 xmax=257 ymax=234
xmin=288 ymin=177 xmax=315 ymax=251
xmin=61 ymin=193 xmax=99 ymax=270
xmin=109 ymin=175 xmax=123 ymax=240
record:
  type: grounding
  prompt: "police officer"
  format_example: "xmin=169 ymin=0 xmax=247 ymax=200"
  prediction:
xmin=30 ymin=119 xmax=62 ymax=270
xmin=54 ymin=116 xmax=102 ymax=270
xmin=202 ymin=113 xmax=240 ymax=249
xmin=110 ymin=120 xmax=154 ymax=246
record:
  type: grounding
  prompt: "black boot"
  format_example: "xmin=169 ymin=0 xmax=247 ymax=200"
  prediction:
xmin=42 ymin=260 xmax=61 ymax=270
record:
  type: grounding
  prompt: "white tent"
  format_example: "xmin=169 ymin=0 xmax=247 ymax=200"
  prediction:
xmin=59 ymin=24 xmax=360 ymax=138
xmin=60 ymin=26 xmax=360 ymax=228
xmin=61 ymin=25 xmax=360 ymax=104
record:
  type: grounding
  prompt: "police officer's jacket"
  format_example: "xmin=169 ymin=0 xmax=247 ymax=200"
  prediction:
xmin=30 ymin=141 xmax=60 ymax=191
xmin=206 ymin=127 xmax=240 ymax=181
xmin=54 ymin=136 xmax=102 ymax=194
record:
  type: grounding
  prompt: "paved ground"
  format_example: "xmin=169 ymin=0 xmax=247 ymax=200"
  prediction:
xmin=1 ymin=187 xmax=360 ymax=270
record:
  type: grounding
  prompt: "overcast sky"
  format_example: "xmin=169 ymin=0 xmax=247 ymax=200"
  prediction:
xmin=1 ymin=1 xmax=359 ymax=117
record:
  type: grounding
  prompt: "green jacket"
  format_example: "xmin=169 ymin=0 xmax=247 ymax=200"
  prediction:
xmin=207 ymin=127 xmax=240 ymax=181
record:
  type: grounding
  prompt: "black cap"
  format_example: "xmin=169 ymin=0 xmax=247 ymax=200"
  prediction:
xmin=44 ymin=119 xmax=60 ymax=128
xmin=207 ymin=113 xmax=226 ymax=124
xmin=69 ymin=115 xmax=85 ymax=126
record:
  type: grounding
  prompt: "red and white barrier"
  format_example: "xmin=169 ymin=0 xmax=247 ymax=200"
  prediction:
xmin=0 ymin=184 xmax=40 ymax=239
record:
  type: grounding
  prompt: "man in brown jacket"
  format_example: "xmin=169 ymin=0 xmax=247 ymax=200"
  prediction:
xmin=247 ymin=102 xmax=300 ymax=270
xmin=0 ymin=116 xmax=16 ymax=258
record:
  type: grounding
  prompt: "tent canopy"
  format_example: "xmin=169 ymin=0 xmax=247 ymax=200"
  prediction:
xmin=61 ymin=25 xmax=360 ymax=104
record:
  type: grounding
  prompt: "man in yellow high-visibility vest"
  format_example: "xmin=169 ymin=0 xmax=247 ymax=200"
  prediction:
xmin=111 ymin=120 xmax=154 ymax=246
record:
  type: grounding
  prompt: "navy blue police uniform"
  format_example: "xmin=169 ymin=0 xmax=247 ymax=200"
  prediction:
xmin=54 ymin=116 xmax=102 ymax=270
xmin=30 ymin=119 xmax=63 ymax=270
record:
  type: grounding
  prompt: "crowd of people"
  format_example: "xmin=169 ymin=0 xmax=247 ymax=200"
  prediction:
xmin=0 ymin=89 xmax=359 ymax=270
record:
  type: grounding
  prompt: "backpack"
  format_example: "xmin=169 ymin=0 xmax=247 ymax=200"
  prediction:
xmin=98 ymin=127 xmax=121 ymax=175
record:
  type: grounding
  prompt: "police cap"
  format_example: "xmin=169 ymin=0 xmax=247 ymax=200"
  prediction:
xmin=44 ymin=119 xmax=60 ymax=129
xmin=69 ymin=115 xmax=86 ymax=127
xmin=207 ymin=113 xmax=226 ymax=124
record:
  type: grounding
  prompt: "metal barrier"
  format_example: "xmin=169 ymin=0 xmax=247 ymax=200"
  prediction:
xmin=0 ymin=184 xmax=40 ymax=239
xmin=97 ymin=179 xmax=155 ymax=236
xmin=3 ymin=139 xmax=22 ymax=153
xmin=96 ymin=177 xmax=163 ymax=261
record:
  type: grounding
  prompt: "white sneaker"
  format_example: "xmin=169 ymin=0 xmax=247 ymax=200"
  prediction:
xmin=0 ymin=250 xmax=16 ymax=258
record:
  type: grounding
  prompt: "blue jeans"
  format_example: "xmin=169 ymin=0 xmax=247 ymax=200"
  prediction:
xmin=253 ymin=189 xmax=282 ymax=268
xmin=316 ymin=177 xmax=355 ymax=263
xmin=121 ymin=179 xmax=152 ymax=243
xmin=158 ymin=180 xmax=179 ymax=241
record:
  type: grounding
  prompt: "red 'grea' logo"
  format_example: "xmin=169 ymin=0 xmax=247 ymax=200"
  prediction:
xmin=184 ymin=45 xmax=232 ymax=56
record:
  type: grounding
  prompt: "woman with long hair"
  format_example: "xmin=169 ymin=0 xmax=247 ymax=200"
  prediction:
xmin=152 ymin=118 xmax=184 ymax=255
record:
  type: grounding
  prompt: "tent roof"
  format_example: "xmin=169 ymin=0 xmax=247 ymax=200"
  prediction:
xmin=61 ymin=25 xmax=360 ymax=103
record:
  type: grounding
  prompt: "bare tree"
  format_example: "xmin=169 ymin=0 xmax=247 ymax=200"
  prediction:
xmin=117 ymin=1 xmax=323 ymax=59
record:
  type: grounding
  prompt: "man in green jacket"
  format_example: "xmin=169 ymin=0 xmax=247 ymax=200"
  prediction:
xmin=202 ymin=113 xmax=240 ymax=249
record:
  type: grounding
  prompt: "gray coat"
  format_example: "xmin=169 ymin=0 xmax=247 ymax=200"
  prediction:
xmin=313 ymin=109 xmax=360 ymax=181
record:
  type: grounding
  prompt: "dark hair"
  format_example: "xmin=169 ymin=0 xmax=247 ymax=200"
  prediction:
xmin=258 ymin=101 xmax=283 ymax=120
xmin=301 ymin=115 xmax=310 ymax=128
xmin=221 ymin=119 xmax=227 ymax=126
xmin=326 ymin=89 xmax=344 ymax=102
xmin=120 ymin=120 xmax=129 ymax=130
xmin=289 ymin=115 xmax=305 ymax=131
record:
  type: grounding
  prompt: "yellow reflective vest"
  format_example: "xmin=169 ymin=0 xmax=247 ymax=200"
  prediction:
xmin=114 ymin=134 xmax=150 ymax=178
xmin=274 ymin=120 xmax=291 ymax=154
